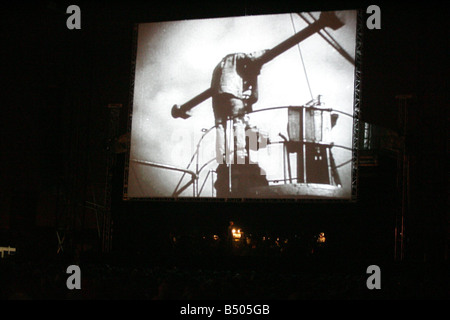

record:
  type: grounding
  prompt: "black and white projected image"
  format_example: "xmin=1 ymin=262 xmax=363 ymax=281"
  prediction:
xmin=126 ymin=10 xmax=358 ymax=199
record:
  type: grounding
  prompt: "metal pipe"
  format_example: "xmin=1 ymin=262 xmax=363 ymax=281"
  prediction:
xmin=171 ymin=88 xmax=212 ymax=119
xmin=132 ymin=159 xmax=197 ymax=179
xmin=256 ymin=11 xmax=343 ymax=66
xmin=171 ymin=11 xmax=345 ymax=119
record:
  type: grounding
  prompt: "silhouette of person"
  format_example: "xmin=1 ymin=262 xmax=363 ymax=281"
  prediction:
xmin=211 ymin=50 xmax=267 ymax=164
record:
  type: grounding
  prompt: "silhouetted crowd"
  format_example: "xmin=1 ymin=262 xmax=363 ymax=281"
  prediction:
xmin=1 ymin=252 xmax=447 ymax=300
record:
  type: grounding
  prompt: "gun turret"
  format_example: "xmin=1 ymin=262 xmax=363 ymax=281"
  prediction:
xmin=171 ymin=11 xmax=345 ymax=119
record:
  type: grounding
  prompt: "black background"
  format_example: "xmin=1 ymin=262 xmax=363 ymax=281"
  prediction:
xmin=0 ymin=0 xmax=447 ymax=303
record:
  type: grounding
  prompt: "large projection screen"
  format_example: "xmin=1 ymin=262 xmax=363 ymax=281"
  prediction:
xmin=125 ymin=10 xmax=360 ymax=200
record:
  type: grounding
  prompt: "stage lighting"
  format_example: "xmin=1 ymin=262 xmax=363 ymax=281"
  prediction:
xmin=317 ymin=232 xmax=326 ymax=243
xmin=232 ymin=228 xmax=243 ymax=239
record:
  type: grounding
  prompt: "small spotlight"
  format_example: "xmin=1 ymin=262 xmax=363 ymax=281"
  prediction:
xmin=317 ymin=232 xmax=326 ymax=243
xmin=232 ymin=228 xmax=242 ymax=239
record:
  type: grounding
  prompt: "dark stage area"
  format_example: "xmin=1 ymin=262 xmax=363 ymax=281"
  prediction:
xmin=0 ymin=0 xmax=448 ymax=304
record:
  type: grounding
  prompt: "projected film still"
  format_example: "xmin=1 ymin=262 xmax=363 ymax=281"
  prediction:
xmin=126 ymin=10 xmax=359 ymax=200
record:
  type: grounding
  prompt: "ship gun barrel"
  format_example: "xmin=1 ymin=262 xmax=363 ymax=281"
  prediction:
xmin=171 ymin=11 xmax=344 ymax=119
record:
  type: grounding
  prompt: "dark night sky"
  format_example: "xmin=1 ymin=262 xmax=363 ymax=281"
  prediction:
xmin=0 ymin=0 xmax=447 ymax=261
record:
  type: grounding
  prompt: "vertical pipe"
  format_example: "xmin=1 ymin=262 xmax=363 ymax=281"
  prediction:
xmin=228 ymin=118 xmax=232 ymax=194
xmin=326 ymin=147 xmax=332 ymax=185
xmin=211 ymin=170 xmax=215 ymax=197
xmin=394 ymin=225 xmax=397 ymax=260
xmin=302 ymin=107 xmax=307 ymax=183
xmin=283 ymin=144 xmax=287 ymax=184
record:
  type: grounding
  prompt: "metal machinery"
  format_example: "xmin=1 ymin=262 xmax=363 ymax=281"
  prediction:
xmin=133 ymin=11 xmax=359 ymax=199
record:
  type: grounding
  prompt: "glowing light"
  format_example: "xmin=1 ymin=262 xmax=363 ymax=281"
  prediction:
xmin=317 ymin=232 xmax=326 ymax=243
xmin=232 ymin=228 xmax=243 ymax=239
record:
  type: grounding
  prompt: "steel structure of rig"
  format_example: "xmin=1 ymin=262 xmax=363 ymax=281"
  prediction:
xmin=133 ymin=10 xmax=363 ymax=200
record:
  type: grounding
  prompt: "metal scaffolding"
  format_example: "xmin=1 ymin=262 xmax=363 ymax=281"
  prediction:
xmin=55 ymin=100 xmax=121 ymax=256
xmin=102 ymin=103 xmax=122 ymax=252
xmin=394 ymin=94 xmax=413 ymax=261
xmin=350 ymin=9 xmax=364 ymax=201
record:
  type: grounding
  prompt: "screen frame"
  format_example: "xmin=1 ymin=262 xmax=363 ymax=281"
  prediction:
xmin=123 ymin=9 xmax=363 ymax=203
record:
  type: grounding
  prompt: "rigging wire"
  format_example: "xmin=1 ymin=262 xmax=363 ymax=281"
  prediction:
xmin=300 ymin=12 xmax=355 ymax=66
xmin=289 ymin=13 xmax=314 ymax=101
